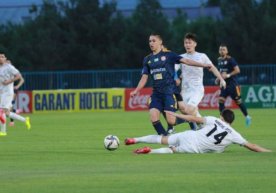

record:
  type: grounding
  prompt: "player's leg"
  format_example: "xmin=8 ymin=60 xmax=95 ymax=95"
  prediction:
xmin=0 ymin=108 xmax=7 ymax=136
xmin=148 ymin=94 xmax=167 ymax=135
xmin=127 ymin=134 xmax=177 ymax=154
xmin=219 ymin=87 xmax=228 ymax=113
xmin=3 ymin=93 xmax=31 ymax=130
xmin=163 ymin=94 xmax=178 ymax=134
xmin=161 ymin=110 xmax=175 ymax=134
xmin=180 ymin=88 xmax=203 ymax=130
xmin=0 ymin=94 xmax=8 ymax=136
xmin=9 ymin=93 xmax=16 ymax=126
xmin=133 ymin=133 xmax=184 ymax=154
xmin=170 ymin=94 xmax=189 ymax=131
xmin=230 ymin=85 xmax=251 ymax=127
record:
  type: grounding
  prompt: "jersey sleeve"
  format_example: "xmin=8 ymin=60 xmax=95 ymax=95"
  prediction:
xmin=202 ymin=54 xmax=212 ymax=64
xmin=229 ymin=57 xmax=238 ymax=68
xmin=169 ymin=52 xmax=183 ymax=64
xmin=8 ymin=64 xmax=19 ymax=75
xmin=230 ymin=130 xmax=247 ymax=145
xmin=141 ymin=57 xmax=150 ymax=75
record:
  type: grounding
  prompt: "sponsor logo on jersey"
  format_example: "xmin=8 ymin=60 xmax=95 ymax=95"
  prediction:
xmin=154 ymin=58 xmax=159 ymax=62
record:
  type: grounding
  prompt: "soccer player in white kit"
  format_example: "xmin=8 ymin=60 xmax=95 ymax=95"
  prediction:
xmin=125 ymin=109 xmax=271 ymax=154
xmin=0 ymin=53 xmax=31 ymax=136
xmin=175 ymin=33 xmax=226 ymax=130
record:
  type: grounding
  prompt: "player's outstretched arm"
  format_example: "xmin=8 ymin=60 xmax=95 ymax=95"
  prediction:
xmin=244 ymin=142 xmax=272 ymax=152
xmin=165 ymin=111 xmax=205 ymax=124
xmin=179 ymin=58 xmax=211 ymax=68
xmin=130 ymin=74 xmax=148 ymax=97
xmin=208 ymin=64 xmax=226 ymax=89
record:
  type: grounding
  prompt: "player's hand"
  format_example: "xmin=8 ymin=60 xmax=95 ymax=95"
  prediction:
xmin=220 ymin=79 xmax=226 ymax=89
xmin=130 ymin=90 xmax=138 ymax=98
xmin=14 ymin=85 xmax=19 ymax=90
xmin=175 ymin=78 xmax=181 ymax=86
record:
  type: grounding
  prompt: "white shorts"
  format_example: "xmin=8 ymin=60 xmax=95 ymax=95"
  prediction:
xmin=168 ymin=130 xmax=199 ymax=153
xmin=0 ymin=92 xmax=13 ymax=109
xmin=181 ymin=86 xmax=204 ymax=107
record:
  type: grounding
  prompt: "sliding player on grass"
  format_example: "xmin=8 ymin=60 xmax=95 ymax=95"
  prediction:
xmin=125 ymin=109 xmax=271 ymax=154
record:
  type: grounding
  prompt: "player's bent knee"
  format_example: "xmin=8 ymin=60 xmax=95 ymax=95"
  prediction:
xmin=166 ymin=115 xmax=176 ymax=125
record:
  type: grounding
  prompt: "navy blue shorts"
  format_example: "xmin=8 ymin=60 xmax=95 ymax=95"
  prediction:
xmin=148 ymin=93 xmax=177 ymax=112
xmin=220 ymin=81 xmax=241 ymax=100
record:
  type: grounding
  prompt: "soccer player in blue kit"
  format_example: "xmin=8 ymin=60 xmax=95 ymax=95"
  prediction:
xmin=130 ymin=34 xmax=212 ymax=135
xmin=216 ymin=44 xmax=251 ymax=127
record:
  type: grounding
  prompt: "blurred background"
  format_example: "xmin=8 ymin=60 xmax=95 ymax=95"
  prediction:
xmin=0 ymin=0 xmax=275 ymax=90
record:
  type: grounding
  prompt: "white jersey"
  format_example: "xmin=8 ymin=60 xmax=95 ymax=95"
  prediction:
xmin=168 ymin=116 xmax=247 ymax=153
xmin=0 ymin=63 xmax=19 ymax=94
xmin=177 ymin=52 xmax=212 ymax=89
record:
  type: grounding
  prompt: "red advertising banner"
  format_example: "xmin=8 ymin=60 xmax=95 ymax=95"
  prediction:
xmin=199 ymin=86 xmax=238 ymax=109
xmin=125 ymin=88 xmax=152 ymax=111
xmin=15 ymin=91 xmax=33 ymax=113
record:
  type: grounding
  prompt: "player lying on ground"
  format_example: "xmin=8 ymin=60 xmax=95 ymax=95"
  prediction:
xmin=125 ymin=109 xmax=271 ymax=154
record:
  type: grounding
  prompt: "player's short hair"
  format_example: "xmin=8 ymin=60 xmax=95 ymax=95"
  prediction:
xmin=221 ymin=109 xmax=235 ymax=124
xmin=184 ymin=33 xmax=197 ymax=42
xmin=219 ymin=43 xmax=228 ymax=48
xmin=150 ymin=33 xmax=163 ymax=41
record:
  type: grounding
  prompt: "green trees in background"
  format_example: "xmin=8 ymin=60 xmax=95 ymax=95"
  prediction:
xmin=0 ymin=0 xmax=275 ymax=71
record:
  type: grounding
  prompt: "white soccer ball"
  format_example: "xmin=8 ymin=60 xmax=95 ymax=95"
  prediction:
xmin=104 ymin=135 xmax=120 ymax=151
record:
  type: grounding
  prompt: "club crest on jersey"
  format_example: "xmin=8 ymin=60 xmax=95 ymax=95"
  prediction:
xmin=161 ymin=56 xmax=166 ymax=61
xmin=148 ymin=60 xmax=151 ymax=64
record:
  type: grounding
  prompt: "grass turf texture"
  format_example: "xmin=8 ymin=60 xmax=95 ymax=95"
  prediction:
xmin=0 ymin=109 xmax=275 ymax=193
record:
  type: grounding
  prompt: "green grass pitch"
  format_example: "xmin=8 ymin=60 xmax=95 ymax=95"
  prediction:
xmin=0 ymin=109 xmax=275 ymax=193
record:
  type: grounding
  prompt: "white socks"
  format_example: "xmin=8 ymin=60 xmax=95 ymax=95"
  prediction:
xmin=150 ymin=148 xmax=173 ymax=154
xmin=0 ymin=123 xmax=6 ymax=133
xmin=9 ymin=112 xmax=26 ymax=122
xmin=135 ymin=135 xmax=162 ymax=144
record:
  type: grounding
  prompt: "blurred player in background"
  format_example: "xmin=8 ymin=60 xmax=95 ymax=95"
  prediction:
xmin=5 ymin=60 xmax=25 ymax=127
xmin=175 ymin=33 xmax=226 ymax=130
xmin=216 ymin=44 xmax=251 ymax=127
xmin=130 ymin=34 xmax=211 ymax=136
xmin=0 ymin=53 xmax=31 ymax=136
xmin=125 ymin=109 xmax=271 ymax=154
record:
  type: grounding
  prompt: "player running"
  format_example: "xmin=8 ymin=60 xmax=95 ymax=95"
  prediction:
xmin=130 ymin=34 xmax=212 ymax=136
xmin=175 ymin=33 xmax=226 ymax=130
xmin=0 ymin=53 xmax=31 ymax=136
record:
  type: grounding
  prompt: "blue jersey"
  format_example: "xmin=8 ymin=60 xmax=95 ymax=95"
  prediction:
xmin=142 ymin=50 xmax=182 ymax=94
xmin=217 ymin=56 xmax=238 ymax=84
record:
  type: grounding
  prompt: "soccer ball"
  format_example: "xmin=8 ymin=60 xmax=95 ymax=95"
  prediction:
xmin=104 ymin=135 xmax=120 ymax=151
